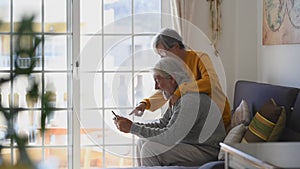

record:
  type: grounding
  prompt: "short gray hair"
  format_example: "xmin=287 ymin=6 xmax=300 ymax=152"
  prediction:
xmin=153 ymin=56 xmax=191 ymax=85
xmin=152 ymin=28 xmax=185 ymax=51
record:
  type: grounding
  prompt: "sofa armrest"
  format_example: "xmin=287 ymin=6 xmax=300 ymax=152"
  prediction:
xmin=198 ymin=161 xmax=224 ymax=169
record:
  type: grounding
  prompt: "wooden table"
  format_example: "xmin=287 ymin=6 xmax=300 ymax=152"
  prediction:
xmin=220 ymin=142 xmax=300 ymax=169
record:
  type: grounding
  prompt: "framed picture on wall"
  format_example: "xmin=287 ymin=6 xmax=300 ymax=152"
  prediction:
xmin=263 ymin=0 xmax=300 ymax=45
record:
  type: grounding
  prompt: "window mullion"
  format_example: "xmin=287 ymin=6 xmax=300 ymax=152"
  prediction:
xmin=71 ymin=0 xmax=81 ymax=168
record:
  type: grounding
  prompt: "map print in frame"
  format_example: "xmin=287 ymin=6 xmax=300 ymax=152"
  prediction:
xmin=263 ymin=0 xmax=300 ymax=45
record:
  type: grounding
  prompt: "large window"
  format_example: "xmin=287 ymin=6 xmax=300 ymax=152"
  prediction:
xmin=79 ymin=0 xmax=163 ymax=168
xmin=0 ymin=0 xmax=165 ymax=168
xmin=0 ymin=0 xmax=72 ymax=168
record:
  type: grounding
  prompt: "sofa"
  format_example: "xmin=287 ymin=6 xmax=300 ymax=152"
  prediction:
xmin=107 ymin=80 xmax=300 ymax=169
xmin=232 ymin=80 xmax=300 ymax=141
xmin=199 ymin=80 xmax=300 ymax=169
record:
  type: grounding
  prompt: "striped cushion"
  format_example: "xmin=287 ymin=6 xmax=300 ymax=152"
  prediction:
xmin=242 ymin=99 xmax=286 ymax=142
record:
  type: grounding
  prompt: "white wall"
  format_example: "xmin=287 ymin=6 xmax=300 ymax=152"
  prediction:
xmin=257 ymin=1 xmax=300 ymax=88
xmin=223 ymin=0 xmax=258 ymax=103
xmin=191 ymin=0 xmax=237 ymax=104
xmin=218 ymin=0 xmax=238 ymax=104
xmin=191 ymin=0 xmax=253 ymax=105
xmin=224 ymin=0 xmax=300 ymax=102
xmin=192 ymin=0 xmax=300 ymax=107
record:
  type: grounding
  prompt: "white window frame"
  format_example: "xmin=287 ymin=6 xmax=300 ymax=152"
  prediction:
xmin=71 ymin=0 xmax=80 ymax=168
xmin=0 ymin=0 xmax=171 ymax=168
xmin=75 ymin=0 xmax=171 ymax=168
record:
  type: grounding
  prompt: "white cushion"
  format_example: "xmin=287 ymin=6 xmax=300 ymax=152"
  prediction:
xmin=230 ymin=99 xmax=250 ymax=129
xmin=218 ymin=123 xmax=247 ymax=160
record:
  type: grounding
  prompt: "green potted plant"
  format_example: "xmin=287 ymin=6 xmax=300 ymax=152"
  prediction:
xmin=0 ymin=15 xmax=54 ymax=169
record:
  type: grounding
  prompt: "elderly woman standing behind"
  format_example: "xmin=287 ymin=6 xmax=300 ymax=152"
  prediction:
xmin=130 ymin=28 xmax=231 ymax=130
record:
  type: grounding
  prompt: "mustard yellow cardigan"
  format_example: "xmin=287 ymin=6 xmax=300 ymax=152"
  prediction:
xmin=142 ymin=51 xmax=231 ymax=129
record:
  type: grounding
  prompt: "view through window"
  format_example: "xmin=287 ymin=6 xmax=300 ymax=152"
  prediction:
xmin=80 ymin=0 xmax=163 ymax=168
xmin=0 ymin=0 xmax=72 ymax=168
xmin=0 ymin=0 xmax=164 ymax=168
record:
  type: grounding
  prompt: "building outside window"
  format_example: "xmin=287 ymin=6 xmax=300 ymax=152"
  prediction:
xmin=0 ymin=0 xmax=168 ymax=168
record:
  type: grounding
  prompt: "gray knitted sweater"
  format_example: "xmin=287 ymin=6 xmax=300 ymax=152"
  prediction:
xmin=130 ymin=93 xmax=226 ymax=152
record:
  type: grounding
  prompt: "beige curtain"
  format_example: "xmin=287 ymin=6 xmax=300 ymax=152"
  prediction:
xmin=170 ymin=0 xmax=198 ymax=45
xmin=170 ymin=0 xmax=222 ymax=54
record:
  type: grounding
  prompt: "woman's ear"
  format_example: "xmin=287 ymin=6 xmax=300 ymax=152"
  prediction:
xmin=170 ymin=75 xmax=177 ymax=85
xmin=172 ymin=43 xmax=181 ymax=54
xmin=172 ymin=42 xmax=180 ymax=49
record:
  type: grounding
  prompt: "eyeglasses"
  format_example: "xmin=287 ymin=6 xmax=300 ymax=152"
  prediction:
xmin=157 ymin=48 xmax=171 ymax=57
xmin=154 ymin=75 xmax=172 ymax=83
xmin=157 ymin=48 xmax=168 ymax=57
xmin=156 ymin=38 xmax=177 ymax=57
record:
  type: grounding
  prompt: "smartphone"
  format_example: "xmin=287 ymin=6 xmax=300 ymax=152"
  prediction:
xmin=111 ymin=111 xmax=118 ymax=118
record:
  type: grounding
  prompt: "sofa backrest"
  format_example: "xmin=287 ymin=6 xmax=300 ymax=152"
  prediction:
xmin=233 ymin=80 xmax=300 ymax=141
xmin=281 ymin=94 xmax=300 ymax=141
xmin=290 ymin=94 xmax=300 ymax=132
xmin=233 ymin=80 xmax=299 ymax=126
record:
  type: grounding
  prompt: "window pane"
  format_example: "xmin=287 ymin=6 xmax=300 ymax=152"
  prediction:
xmin=26 ymin=148 xmax=43 ymax=164
xmin=80 ymin=0 xmax=102 ymax=34
xmin=10 ymin=76 xmax=26 ymax=108
xmin=22 ymin=74 xmax=42 ymax=110
xmin=45 ymin=0 xmax=67 ymax=33
xmin=81 ymin=73 xmax=102 ymax=109
xmin=13 ymin=75 xmax=40 ymax=108
xmin=104 ymin=73 xmax=132 ymax=108
xmin=134 ymin=0 xmax=161 ymax=33
xmin=132 ymin=73 xmax=154 ymax=104
xmin=104 ymin=109 xmax=132 ymax=145
xmin=81 ymin=146 xmax=103 ymax=168
xmin=80 ymin=36 xmax=103 ymax=72
xmin=0 ymin=0 xmax=10 ymax=32
xmin=45 ymin=148 xmax=68 ymax=168
xmin=13 ymin=0 xmax=41 ymax=32
xmin=34 ymin=111 xmax=67 ymax=145
xmin=105 ymin=146 xmax=133 ymax=168
xmin=0 ymin=73 xmax=11 ymax=108
xmin=0 ymin=148 xmax=17 ymax=165
xmin=133 ymin=36 xmax=159 ymax=71
xmin=12 ymin=34 xmax=43 ymax=71
xmin=0 ymin=35 xmax=10 ymax=70
xmin=45 ymin=73 xmax=68 ymax=109
xmin=41 ymin=123 xmax=68 ymax=145
xmin=52 ymin=111 xmax=68 ymax=127
xmin=80 ymin=110 xmax=104 ymax=168
xmin=80 ymin=110 xmax=103 ymax=145
xmin=104 ymin=0 xmax=132 ymax=34
xmin=11 ymin=73 xmax=41 ymax=110
xmin=104 ymin=36 xmax=132 ymax=71
xmin=44 ymin=35 xmax=67 ymax=70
